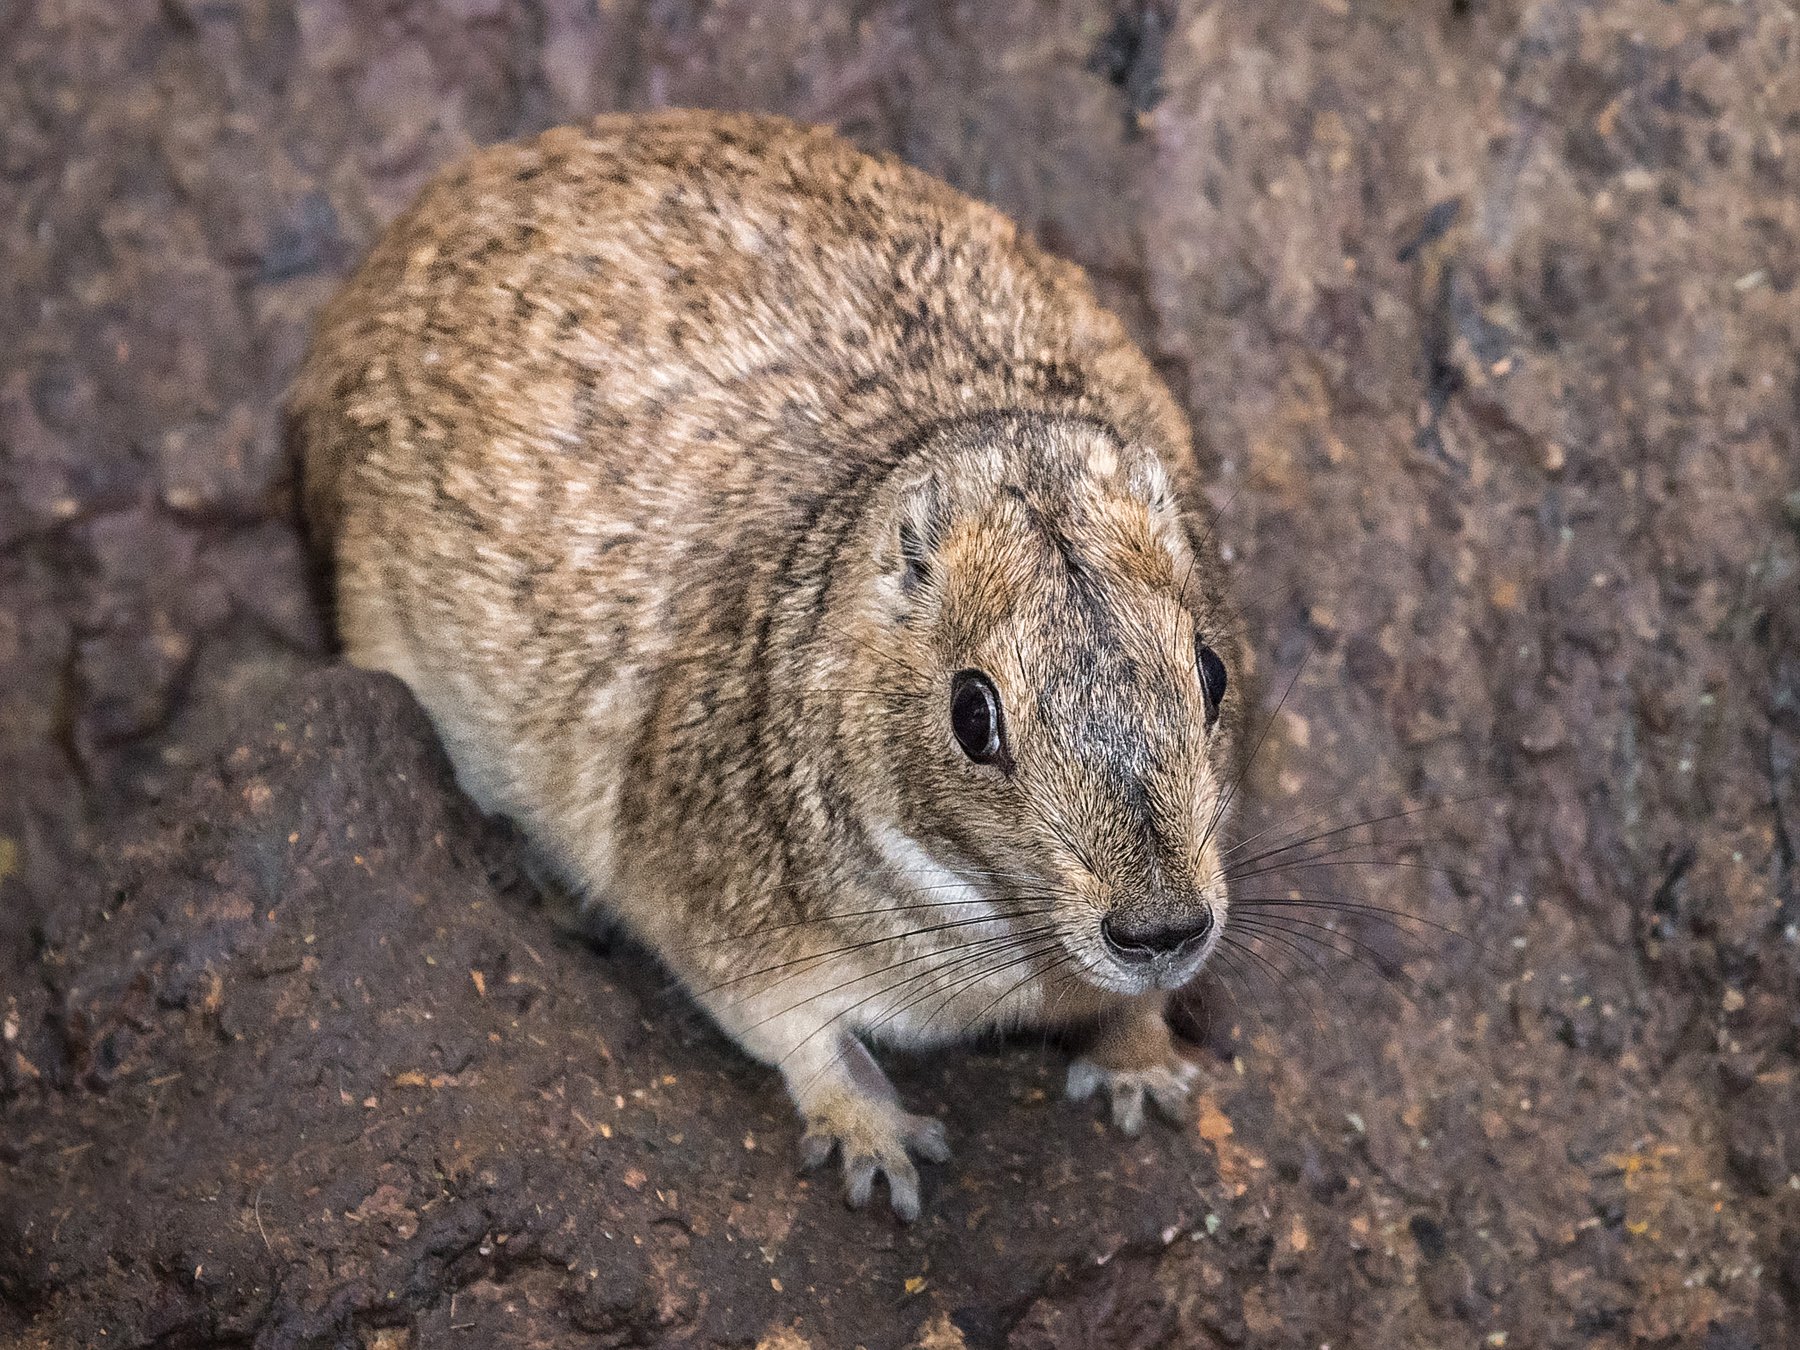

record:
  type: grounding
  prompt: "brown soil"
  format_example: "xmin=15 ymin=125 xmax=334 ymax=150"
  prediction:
xmin=3 ymin=2 xmax=1796 ymax=1347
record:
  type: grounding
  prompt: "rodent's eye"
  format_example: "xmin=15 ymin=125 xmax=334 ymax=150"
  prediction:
xmin=1195 ymin=640 xmax=1228 ymax=727
xmin=950 ymin=670 xmax=1006 ymax=767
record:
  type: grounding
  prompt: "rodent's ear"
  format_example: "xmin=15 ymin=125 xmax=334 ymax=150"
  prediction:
xmin=1109 ymin=444 xmax=1187 ymax=570
xmin=1087 ymin=437 xmax=1178 ymax=515
xmin=884 ymin=474 xmax=948 ymax=599
xmin=1118 ymin=444 xmax=1176 ymax=518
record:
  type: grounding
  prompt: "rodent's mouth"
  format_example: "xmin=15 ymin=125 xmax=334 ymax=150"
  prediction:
xmin=1067 ymin=928 xmax=1214 ymax=996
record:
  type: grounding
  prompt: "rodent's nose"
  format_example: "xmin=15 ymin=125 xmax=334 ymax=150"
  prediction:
xmin=1101 ymin=909 xmax=1214 ymax=963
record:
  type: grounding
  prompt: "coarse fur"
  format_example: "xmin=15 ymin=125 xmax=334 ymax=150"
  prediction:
xmin=292 ymin=110 xmax=1245 ymax=1220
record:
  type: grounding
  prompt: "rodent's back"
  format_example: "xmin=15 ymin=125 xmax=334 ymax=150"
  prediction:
xmin=291 ymin=109 xmax=1200 ymax=889
xmin=296 ymin=111 xmax=1190 ymax=552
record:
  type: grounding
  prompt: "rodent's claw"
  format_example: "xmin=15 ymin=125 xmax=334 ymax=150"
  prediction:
xmin=797 ymin=1128 xmax=838 ymax=1173
xmin=1064 ymin=1058 xmax=1108 ymax=1104
xmin=846 ymin=1151 xmax=918 ymax=1221
xmin=906 ymin=1114 xmax=952 ymax=1164
xmin=799 ymin=1103 xmax=949 ymax=1222
xmin=1066 ymin=1055 xmax=1200 ymax=1136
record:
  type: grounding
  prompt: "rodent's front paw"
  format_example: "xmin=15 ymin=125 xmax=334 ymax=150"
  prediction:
xmin=798 ymin=1095 xmax=950 ymax=1223
xmin=1066 ymin=1055 xmax=1199 ymax=1137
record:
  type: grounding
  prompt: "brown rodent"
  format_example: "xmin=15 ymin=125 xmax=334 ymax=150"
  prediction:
xmin=291 ymin=110 xmax=1243 ymax=1221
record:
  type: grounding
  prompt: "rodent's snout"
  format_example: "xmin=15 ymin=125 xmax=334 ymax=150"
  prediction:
xmin=1094 ymin=900 xmax=1217 ymax=992
xmin=1100 ymin=910 xmax=1212 ymax=964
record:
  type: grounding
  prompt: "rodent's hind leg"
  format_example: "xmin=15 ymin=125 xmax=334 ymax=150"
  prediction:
xmin=784 ymin=1031 xmax=950 ymax=1222
xmin=1066 ymin=995 xmax=1199 ymax=1137
xmin=519 ymin=846 xmax=587 ymax=932
xmin=516 ymin=842 xmax=625 ymax=947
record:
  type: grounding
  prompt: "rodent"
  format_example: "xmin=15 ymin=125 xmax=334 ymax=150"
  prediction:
xmin=291 ymin=110 xmax=1243 ymax=1221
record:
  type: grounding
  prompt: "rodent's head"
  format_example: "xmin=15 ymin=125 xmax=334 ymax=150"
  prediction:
xmin=839 ymin=412 xmax=1242 ymax=999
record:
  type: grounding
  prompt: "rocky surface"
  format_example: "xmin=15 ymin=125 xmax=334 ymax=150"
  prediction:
xmin=3 ymin=0 xmax=1797 ymax=1346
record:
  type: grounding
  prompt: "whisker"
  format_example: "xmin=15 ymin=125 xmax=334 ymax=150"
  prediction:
xmin=1226 ymin=921 xmax=1355 ymax=1040
xmin=857 ymin=934 xmax=1035 ymax=1041
xmin=746 ymin=921 xmax=1066 ymax=1041
xmin=960 ymin=948 xmax=1079 ymax=1036
xmin=1211 ymin=788 xmax=1351 ymax=865
xmin=1227 ymin=856 xmax=1479 ymax=889
xmin=880 ymin=932 xmax=1068 ymax=1043
xmin=1229 ymin=912 xmax=1422 ymax=1006
xmin=1231 ymin=892 xmax=1475 ymax=947
xmin=1234 ymin=912 xmax=1428 ymax=995
xmin=783 ymin=928 xmax=1066 ymax=1095
xmin=1227 ymin=830 xmax=1451 ymax=874
xmin=1231 ymin=824 xmax=1454 ymax=867
xmin=1214 ymin=933 xmax=1312 ymax=1033
xmin=1219 ymin=791 xmax=1493 ymax=870
xmin=692 ymin=856 xmax=1060 ymax=916
xmin=910 ymin=939 xmax=1070 ymax=1045
xmin=1218 ymin=922 xmax=1361 ymax=1057
xmin=681 ymin=883 xmax=1049 ymax=951
xmin=1204 ymin=944 xmax=1273 ymax=1035
xmin=1229 ymin=913 xmax=1349 ymax=982
xmin=1193 ymin=951 xmax=1248 ymax=1030
xmin=697 ymin=910 xmax=1055 ymax=1008
xmin=725 ymin=911 xmax=1071 ymax=1014
xmin=1041 ymin=949 xmax=1101 ymax=1028
xmin=1197 ymin=654 xmax=1309 ymax=858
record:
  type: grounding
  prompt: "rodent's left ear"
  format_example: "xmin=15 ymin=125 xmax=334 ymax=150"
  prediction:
xmin=1107 ymin=444 xmax=1188 ymax=569
xmin=1120 ymin=445 xmax=1176 ymax=518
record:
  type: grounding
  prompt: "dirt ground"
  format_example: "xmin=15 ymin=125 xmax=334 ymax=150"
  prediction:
xmin=3 ymin=1 xmax=1797 ymax=1346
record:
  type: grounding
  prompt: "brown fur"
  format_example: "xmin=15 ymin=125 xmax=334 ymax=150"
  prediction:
xmin=291 ymin=110 xmax=1244 ymax=1220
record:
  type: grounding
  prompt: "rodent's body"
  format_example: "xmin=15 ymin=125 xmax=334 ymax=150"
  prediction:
xmin=294 ymin=111 xmax=1242 ymax=1219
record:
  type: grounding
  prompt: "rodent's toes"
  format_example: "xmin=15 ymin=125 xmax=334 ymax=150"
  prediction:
xmin=845 ymin=1151 xmax=920 ymax=1221
xmin=798 ymin=1104 xmax=949 ymax=1222
xmin=1067 ymin=1057 xmax=1200 ymax=1137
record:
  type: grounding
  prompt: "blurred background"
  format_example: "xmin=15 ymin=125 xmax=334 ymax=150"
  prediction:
xmin=2 ymin=1 xmax=1797 ymax=1346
